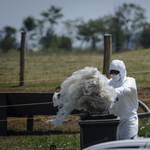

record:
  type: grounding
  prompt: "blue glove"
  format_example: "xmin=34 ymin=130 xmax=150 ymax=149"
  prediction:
xmin=116 ymin=97 xmax=119 ymax=101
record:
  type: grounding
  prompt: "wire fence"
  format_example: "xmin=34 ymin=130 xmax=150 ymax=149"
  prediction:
xmin=0 ymin=49 xmax=150 ymax=149
xmin=1 ymin=70 xmax=150 ymax=83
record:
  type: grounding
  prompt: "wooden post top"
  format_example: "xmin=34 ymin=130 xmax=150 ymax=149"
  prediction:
xmin=104 ymin=34 xmax=112 ymax=37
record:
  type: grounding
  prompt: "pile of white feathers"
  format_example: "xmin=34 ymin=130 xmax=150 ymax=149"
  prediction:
xmin=51 ymin=67 xmax=116 ymax=126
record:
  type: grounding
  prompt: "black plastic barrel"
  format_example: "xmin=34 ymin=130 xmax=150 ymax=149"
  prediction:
xmin=79 ymin=114 xmax=120 ymax=149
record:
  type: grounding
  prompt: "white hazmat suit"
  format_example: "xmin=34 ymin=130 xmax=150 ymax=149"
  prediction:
xmin=109 ymin=60 xmax=138 ymax=140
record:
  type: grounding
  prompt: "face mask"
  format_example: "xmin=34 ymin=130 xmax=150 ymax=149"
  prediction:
xmin=111 ymin=74 xmax=121 ymax=82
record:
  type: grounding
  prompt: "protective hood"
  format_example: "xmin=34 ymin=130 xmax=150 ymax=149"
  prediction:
xmin=109 ymin=60 xmax=127 ymax=79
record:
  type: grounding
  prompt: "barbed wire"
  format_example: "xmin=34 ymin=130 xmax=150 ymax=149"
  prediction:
xmin=0 ymin=98 xmax=86 ymax=123
xmin=128 ymin=71 xmax=150 ymax=74
xmin=0 ymin=101 xmax=53 ymax=108
xmin=0 ymin=70 xmax=149 ymax=77
xmin=0 ymin=64 xmax=76 ymax=68
xmin=0 ymin=78 xmax=65 ymax=84
xmin=0 ymin=70 xmax=150 ymax=84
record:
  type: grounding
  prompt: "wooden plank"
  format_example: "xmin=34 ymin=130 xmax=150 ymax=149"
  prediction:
xmin=7 ymin=93 xmax=56 ymax=116
xmin=0 ymin=93 xmax=7 ymax=136
xmin=5 ymin=93 xmax=85 ymax=117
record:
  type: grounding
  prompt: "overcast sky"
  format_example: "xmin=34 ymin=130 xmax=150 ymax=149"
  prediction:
xmin=0 ymin=0 xmax=150 ymax=46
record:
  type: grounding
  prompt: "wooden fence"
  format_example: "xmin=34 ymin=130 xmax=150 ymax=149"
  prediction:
xmin=0 ymin=92 xmax=82 ymax=136
xmin=0 ymin=92 xmax=150 ymax=136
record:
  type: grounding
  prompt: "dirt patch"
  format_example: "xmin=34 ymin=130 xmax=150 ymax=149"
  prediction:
xmin=137 ymin=87 xmax=150 ymax=110
xmin=5 ymin=87 xmax=150 ymax=133
xmin=7 ymin=115 xmax=80 ymax=133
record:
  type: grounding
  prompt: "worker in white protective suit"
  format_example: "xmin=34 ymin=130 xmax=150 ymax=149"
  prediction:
xmin=109 ymin=59 xmax=139 ymax=140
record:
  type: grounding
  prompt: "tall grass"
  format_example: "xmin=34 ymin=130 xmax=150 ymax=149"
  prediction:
xmin=0 ymin=48 xmax=150 ymax=91
xmin=0 ymin=49 xmax=150 ymax=149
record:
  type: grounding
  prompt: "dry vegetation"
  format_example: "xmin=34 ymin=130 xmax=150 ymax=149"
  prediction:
xmin=0 ymin=49 xmax=150 ymax=133
xmin=0 ymin=49 xmax=150 ymax=149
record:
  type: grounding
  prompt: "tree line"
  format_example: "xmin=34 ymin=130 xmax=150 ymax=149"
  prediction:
xmin=0 ymin=3 xmax=150 ymax=53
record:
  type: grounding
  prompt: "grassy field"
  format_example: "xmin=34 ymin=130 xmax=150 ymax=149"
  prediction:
xmin=0 ymin=134 xmax=80 ymax=149
xmin=0 ymin=49 xmax=150 ymax=149
xmin=0 ymin=48 xmax=150 ymax=92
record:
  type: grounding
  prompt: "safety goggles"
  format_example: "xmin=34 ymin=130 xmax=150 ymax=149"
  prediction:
xmin=110 ymin=70 xmax=120 ymax=75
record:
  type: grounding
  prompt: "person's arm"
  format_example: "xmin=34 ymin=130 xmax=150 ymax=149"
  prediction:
xmin=115 ymin=78 xmax=137 ymax=97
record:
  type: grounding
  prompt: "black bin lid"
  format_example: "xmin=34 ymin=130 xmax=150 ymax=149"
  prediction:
xmin=80 ymin=114 xmax=117 ymax=120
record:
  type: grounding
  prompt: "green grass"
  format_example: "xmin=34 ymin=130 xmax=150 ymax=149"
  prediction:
xmin=0 ymin=134 xmax=80 ymax=150
xmin=138 ymin=118 xmax=150 ymax=138
xmin=0 ymin=49 xmax=150 ymax=149
xmin=0 ymin=48 xmax=150 ymax=91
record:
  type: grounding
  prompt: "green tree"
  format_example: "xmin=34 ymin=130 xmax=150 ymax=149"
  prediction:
xmin=58 ymin=35 xmax=72 ymax=49
xmin=139 ymin=23 xmax=150 ymax=48
xmin=51 ymin=35 xmax=72 ymax=50
xmin=76 ymin=18 xmax=105 ymax=49
xmin=104 ymin=14 xmax=126 ymax=52
xmin=35 ymin=20 xmax=44 ymax=45
xmin=0 ymin=26 xmax=17 ymax=52
xmin=62 ymin=18 xmax=83 ymax=46
xmin=115 ymin=3 xmax=146 ymax=49
xmin=40 ymin=5 xmax=63 ymax=48
xmin=21 ymin=16 xmax=37 ymax=47
xmin=21 ymin=16 xmax=37 ymax=32
xmin=104 ymin=3 xmax=146 ymax=52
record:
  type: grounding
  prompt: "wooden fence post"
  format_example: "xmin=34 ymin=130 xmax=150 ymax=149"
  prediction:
xmin=103 ymin=34 xmax=112 ymax=78
xmin=20 ymin=32 xmax=26 ymax=86
xmin=0 ymin=94 xmax=7 ymax=136
xmin=27 ymin=115 xmax=34 ymax=132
